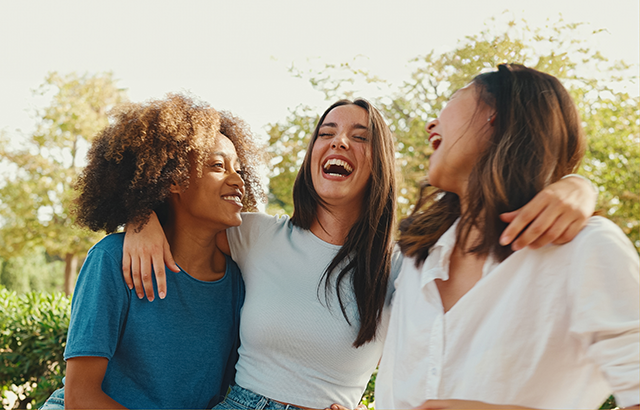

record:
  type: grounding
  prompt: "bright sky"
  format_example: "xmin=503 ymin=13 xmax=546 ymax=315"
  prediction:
xmin=1 ymin=0 xmax=638 ymax=146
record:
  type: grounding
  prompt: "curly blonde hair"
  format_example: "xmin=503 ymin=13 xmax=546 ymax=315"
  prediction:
xmin=75 ymin=93 xmax=265 ymax=233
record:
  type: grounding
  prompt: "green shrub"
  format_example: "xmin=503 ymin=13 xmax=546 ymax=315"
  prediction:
xmin=0 ymin=288 xmax=70 ymax=409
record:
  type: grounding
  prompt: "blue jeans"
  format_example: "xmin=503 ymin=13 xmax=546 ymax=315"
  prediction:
xmin=213 ymin=385 xmax=305 ymax=410
xmin=40 ymin=388 xmax=65 ymax=410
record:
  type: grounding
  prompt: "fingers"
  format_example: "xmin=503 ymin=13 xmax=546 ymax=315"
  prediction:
xmin=122 ymin=251 xmax=134 ymax=290
xmin=164 ymin=240 xmax=180 ymax=272
xmin=140 ymin=254 xmax=155 ymax=302
xmin=499 ymin=193 xmax=548 ymax=248
xmin=152 ymin=253 xmax=167 ymax=300
xmin=130 ymin=255 xmax=145 ymax=300
xmin=325 ymin=404 xmax=352 ymax=410
xmin=551 ymin=219 xmax=584 ymax=245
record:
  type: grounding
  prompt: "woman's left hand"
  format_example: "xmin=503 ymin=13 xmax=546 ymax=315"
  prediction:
xmin=499 ymin=175 xmax=596 ymax=251
xmin=415 ymin=399 xmax=530 ymax=409
xmin=325 ymin=403 xmax=368 ymax=410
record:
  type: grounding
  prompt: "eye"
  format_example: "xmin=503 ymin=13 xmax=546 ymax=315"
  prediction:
xmin=208 ymin=161 xmax=224 ymax=170
xmin=318 ymin=132 xmax=334 ymax=138
xmin=353 ymin=135 xmax=368 ymax=142
xmin=236 ymin=169 xmax=246 ymax=179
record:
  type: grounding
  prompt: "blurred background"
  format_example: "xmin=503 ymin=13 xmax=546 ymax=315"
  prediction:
xmin=0 ymin=1 xmax=638 ymax=408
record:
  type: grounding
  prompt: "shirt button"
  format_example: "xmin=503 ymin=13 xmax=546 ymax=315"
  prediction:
xmin=431 ymin=367 xmax=437 ymax=376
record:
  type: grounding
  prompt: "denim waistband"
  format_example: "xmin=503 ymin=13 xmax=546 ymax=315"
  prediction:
xmin=214 ymin=385 xmax=306 ymax=410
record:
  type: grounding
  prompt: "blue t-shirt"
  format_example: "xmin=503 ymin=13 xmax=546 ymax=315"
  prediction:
xmin=64 ymin=233 xmax=244 ymax=409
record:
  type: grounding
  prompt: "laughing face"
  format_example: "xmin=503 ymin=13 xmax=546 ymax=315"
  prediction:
xmin=310 ymin=104 xmax=373 ymax=208
xmin=426 ymin=83 xmax=493 ymax=196
xmin=171 ymin=134 xmax=245 ymax=229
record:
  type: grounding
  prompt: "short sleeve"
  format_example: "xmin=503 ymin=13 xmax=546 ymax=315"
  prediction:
xmin=64 ymin=244 xmax=130 ymax=361
xmin=568 ymin=218 xmax=640 ymax=407
xmin=227 ymin=212 xmax=282 ymax=265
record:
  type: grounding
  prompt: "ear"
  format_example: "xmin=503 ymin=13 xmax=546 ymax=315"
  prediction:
xmin=489 ymin=112 xmax=497 ymax=126
xmin=169 ymin=182 xmax=181 ymax=194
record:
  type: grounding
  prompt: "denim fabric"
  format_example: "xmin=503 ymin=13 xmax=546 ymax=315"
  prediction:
xmin=40 ymin=388 xmax=65 ymax=410
xmin=213 ymin=385 xmax=305 ymax=410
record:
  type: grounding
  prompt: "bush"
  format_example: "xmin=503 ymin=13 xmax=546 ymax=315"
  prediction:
xmin=0 ymin=288 xmax=70 ymax=409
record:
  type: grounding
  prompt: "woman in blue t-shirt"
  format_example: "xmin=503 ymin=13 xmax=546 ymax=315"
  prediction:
xmin=41 ymin=93 xmax=264 ymax=409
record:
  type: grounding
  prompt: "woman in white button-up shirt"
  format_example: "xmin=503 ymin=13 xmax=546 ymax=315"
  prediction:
xmin=376 ymin=64 xmax=639 ymax=409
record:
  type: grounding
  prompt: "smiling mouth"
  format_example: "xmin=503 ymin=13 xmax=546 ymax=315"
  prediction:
xmin=323 ymin=158 xmax=353 ymax=177
xmin=222 ymin=195 xmax=243 ymax=206
xmin=430 ymin=135 xmax=442 ymax=150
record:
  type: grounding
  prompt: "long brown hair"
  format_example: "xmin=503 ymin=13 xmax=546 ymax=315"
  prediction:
xmin=400 ymin=64 xmax=586 ymax=265
xmin=292 ymin=99 xmax=397 ymax=347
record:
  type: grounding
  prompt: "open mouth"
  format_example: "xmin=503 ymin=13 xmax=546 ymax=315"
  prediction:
xmin=323 ymin=158 xmax=353 ymax=177
xmin=430 ymin=135 xmax=442 ymax=150
xmin=222 ymin=194 xmax=243 ymax=206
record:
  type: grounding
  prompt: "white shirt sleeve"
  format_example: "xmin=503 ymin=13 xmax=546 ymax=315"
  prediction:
xmin=568 ymin=218 xmax=640 ymax=408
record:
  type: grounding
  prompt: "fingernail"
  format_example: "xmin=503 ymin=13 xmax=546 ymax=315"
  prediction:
xmin=512 ymin=243 xmax=521 ymax=251
xmin=128 ymin=284 xmax=133 ymax=290
xmin=500 ymin=235 xmax=509 ymax=246
xmin=159 ymin=291 xmax=166 ymax=299
xmin=137 ymin=292 xmax=143 ymax=299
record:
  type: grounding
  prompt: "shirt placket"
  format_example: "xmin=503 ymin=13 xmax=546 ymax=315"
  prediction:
xmin=425 ymin=312 xmax=444 ymax=399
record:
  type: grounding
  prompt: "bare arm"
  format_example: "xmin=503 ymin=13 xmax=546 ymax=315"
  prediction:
xmin=122 ymin=212 xmax=231 ymax=301
xmin=122 ymin=211 xmax=178 ymax=301
xmin=499 ymin=175 xmax=596 ymax=251
xmin=64 ymin=356 xmax=127 ymax=409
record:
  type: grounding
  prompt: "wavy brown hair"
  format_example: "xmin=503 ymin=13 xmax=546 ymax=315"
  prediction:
xmin=292 ymin=99 xmax=397 ymax=347
xmin=74 ymin=93 xmax=264 ymax=233
xmin=400 ymin=64 xmax=586 ymax=265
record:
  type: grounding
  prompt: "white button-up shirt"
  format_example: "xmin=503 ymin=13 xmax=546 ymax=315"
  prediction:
xmin=376 ymin=217 xmax=639 ymax=409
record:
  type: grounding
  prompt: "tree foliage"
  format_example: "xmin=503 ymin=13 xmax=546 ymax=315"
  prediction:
xmin=265 ymin=17 xmax=639 ymax=253
xmin=0 ymin=72 xmax=125 ymax=294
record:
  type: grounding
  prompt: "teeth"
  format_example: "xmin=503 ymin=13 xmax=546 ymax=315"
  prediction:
xmin=222 ymin=195 xmax=242 ymax=205
xmin=430 ymin=135 xmax=442 ymax=149
xmin=323 ymin=158 xmax=353 ymax=173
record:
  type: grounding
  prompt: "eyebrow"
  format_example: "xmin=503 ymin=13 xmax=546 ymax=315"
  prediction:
xmin=319 ymin=122 xmax=368 ymax=130
xmin=211 ymin=152 xmax=241 ymax=164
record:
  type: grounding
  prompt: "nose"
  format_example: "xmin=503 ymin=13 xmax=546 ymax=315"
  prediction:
xmin=426 ymin=118 xmax=438 ymax=132
xmin=331 ymin=133 xmax=349 ymax=150
xmin=228 ymin=169 xmax=245 ymax=190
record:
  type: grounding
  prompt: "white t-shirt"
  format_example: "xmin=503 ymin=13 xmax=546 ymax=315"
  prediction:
xmin=227 ymin=212 xmax=401 ymax=409
xmin=376 ymin=216 xmax=639 ymax=409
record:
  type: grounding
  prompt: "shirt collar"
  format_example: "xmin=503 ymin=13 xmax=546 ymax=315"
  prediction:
xmin=419 ymin=219 xmax=460 ymax=288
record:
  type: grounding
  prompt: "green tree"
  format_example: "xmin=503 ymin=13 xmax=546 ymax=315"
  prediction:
xmin=266 ymin=17 xmax=639 ymax=253
xmin=0 ymin=72 xmax=126 ymax=294
xmin=0 ymin=249 xmax=65 ymax=294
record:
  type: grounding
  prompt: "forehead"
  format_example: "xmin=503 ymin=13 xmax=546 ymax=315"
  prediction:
xmin=322 ymin=104 xmax=369 ymax=126
xmin=210 ymin=134 xmax=239 ymax=159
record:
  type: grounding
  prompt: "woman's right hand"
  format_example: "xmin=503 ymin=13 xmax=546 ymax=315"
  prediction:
xmin=122 ymin=211 xmax=179 ymax=301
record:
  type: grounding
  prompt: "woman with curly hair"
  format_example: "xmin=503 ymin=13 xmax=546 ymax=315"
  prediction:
xmin=375 ymin=64 xmax=639 ymax=409
xmin=40 ymin=93 xmax=264 ymax=409
xmin=123 ymin=95 xmax=597 ymax=409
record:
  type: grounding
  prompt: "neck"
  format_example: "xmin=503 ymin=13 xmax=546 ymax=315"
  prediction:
xmin=163 ymin=218 xmax=227 ymax=281
xmin=310 ymin=202 xmax=361 ymax=245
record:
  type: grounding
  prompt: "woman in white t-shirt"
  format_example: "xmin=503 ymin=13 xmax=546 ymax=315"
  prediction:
xmin=376 ymin=64 xmax=639 ymax=409
xmin=122 ymin=97 xmax=597 ymax=409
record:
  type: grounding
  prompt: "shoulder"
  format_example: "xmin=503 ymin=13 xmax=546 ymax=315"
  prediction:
xmin=231 ymin=212 xmax=294 ymax=240
xmin=86 ymin=233 xmax=125 ymax=264
xmin=240 ymin=212 xmax=290 ymax=227
xmin=567 ymin=216 xmax=635 ymax=254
